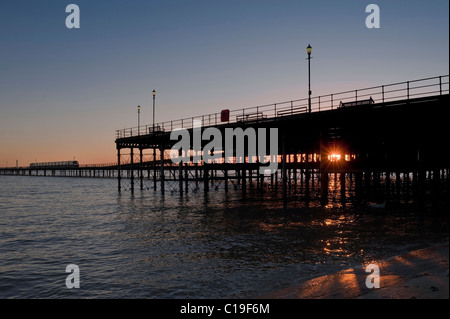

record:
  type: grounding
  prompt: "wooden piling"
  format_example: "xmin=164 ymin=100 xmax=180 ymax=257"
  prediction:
xmin=153 ymin=147 xmax=157 ymax=190
xmin=140 ymin=148 xmax=143 ymax=190
xmin=185 ymin=163 xmax=188 ymax=194
xmin=160 ymin=146 xmax=165 ymax=194
xmin=224 ymin=168 xmax=228 ymax=192
xmin=130 ymin=148 xmax=134 ymax=192
xmin=204 ymin=165 xmax=209 ymax=193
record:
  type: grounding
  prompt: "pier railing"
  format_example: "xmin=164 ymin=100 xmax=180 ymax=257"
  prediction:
xmin=116 ymin=75 xmax=449 ymax=139
xmin=79 ymin=163 xmax=118 ymax=168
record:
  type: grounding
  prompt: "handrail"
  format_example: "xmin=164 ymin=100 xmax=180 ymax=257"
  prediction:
xmin=79 ymin=163 xmax=118 ymax=168
xmin=115 ymin=75 xmax=449 ymax=139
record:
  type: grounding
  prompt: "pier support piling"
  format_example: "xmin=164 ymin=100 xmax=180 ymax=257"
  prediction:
xmin=117 ymin=148 xmax=121 ymax=192
xmin=160 ymin=146 xmax=165 ymax=194
xmin=140 ymin=148 xmax=143 ymax=190
xmin=130 ymin=148 xmax=134 ymax=192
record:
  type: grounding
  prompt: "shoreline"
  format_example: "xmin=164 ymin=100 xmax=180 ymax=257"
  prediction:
xmin=258 ymin=241 xmax=449 ymax=299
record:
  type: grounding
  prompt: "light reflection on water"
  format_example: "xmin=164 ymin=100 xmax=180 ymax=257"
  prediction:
xmin=0 ymin=175 xmax=447 ymax=298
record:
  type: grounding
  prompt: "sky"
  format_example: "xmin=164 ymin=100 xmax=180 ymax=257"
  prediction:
xmin=0 ymin=0 xmax=448 ymax=166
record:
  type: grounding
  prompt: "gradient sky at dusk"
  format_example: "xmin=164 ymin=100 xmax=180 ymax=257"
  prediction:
xmin=1 ymin=0 xmax=448 ymax=166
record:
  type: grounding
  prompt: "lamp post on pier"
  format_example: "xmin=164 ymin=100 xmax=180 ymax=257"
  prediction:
xmin=137 ymin=105 xmax=141 ymax=135
xmin=152 ymin=89 xmax=156 ymax=133
xmin=307 ymin=44 xmax=312 ymax=113
xmin=152 ymin=89 xmax=157 ymax=190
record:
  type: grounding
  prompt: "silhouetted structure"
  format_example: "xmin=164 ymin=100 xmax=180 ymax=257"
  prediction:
xmin=111 ymin=75 xmax=450 ymax=207
xmin=2 ymin=76 xmax=449 ymax=207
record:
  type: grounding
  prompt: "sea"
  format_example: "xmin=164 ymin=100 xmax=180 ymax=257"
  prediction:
xmin=0 ymin=175 xmax=448 ymax=299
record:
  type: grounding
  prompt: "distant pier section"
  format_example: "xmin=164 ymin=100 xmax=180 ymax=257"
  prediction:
xmin=0 ymin=161 xmax=118 ymax=178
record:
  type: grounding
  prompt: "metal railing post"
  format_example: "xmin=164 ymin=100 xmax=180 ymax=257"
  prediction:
xmin=407 ymin=81 xmax=410 ymax=101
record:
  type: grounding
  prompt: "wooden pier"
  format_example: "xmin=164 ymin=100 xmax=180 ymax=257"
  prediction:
xmin=0 ymin=163 xmax=118 ymax=179
xmin=112 ymin=75 xmax=450 ymax=206
xmin=2 ymin=75 xmax=449 ymax=207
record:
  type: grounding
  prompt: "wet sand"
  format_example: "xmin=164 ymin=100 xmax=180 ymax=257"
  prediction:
xmin=260 ymin=242 xmax=449 ymax=299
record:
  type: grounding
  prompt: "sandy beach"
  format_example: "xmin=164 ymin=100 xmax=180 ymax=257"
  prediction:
xmin=260 ymin=242 xmax=449 ymax=299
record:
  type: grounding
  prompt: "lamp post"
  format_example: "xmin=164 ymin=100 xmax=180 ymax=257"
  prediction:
xmin=152 ymin=89 xmax=156 ymax=133
xmin=152 ymin=89 xmax=157 ymax=190
xmin=307 ymin=44 xmax=312 ymax=113
xmin=137 ymin=105 xmax=141 ymax=135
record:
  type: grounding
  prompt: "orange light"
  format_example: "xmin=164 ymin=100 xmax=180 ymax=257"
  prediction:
xmin=328 ymin=153 xmax=341 ymax=162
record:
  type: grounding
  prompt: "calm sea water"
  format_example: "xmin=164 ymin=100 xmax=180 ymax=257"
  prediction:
xmin=0 ymin=175 xmax=448 ymax=298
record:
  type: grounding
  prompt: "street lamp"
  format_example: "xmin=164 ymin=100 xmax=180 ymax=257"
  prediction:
xmin=137 ymin=105 xmax=141 ymax=135
xmin=307 ymin=44 xmax=312 ymax=113
xmin=152 ymin=89 xmax=157 ymax=190
xmin=152 ymin=89 xmax=156 ymax=133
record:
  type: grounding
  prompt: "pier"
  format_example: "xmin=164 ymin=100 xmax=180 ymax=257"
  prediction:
xmin=113 ymin=75 xmax=449 ymax=206
xmin=0 ymin=163 xmax=118 ymax=179
xmin=2 ymin=75 xmax=449 ymax=207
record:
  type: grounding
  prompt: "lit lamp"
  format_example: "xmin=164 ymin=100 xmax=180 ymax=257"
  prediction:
xmin=307 ymin=44 xmax=312 ymax=113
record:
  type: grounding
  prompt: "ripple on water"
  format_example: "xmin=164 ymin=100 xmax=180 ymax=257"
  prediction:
xmin=0 ymin=175 xmax=448 ymax=298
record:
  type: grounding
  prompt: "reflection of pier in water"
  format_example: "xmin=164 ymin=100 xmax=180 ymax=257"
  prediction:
xmin=1 ymin=75 xmax=449 ymax=208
